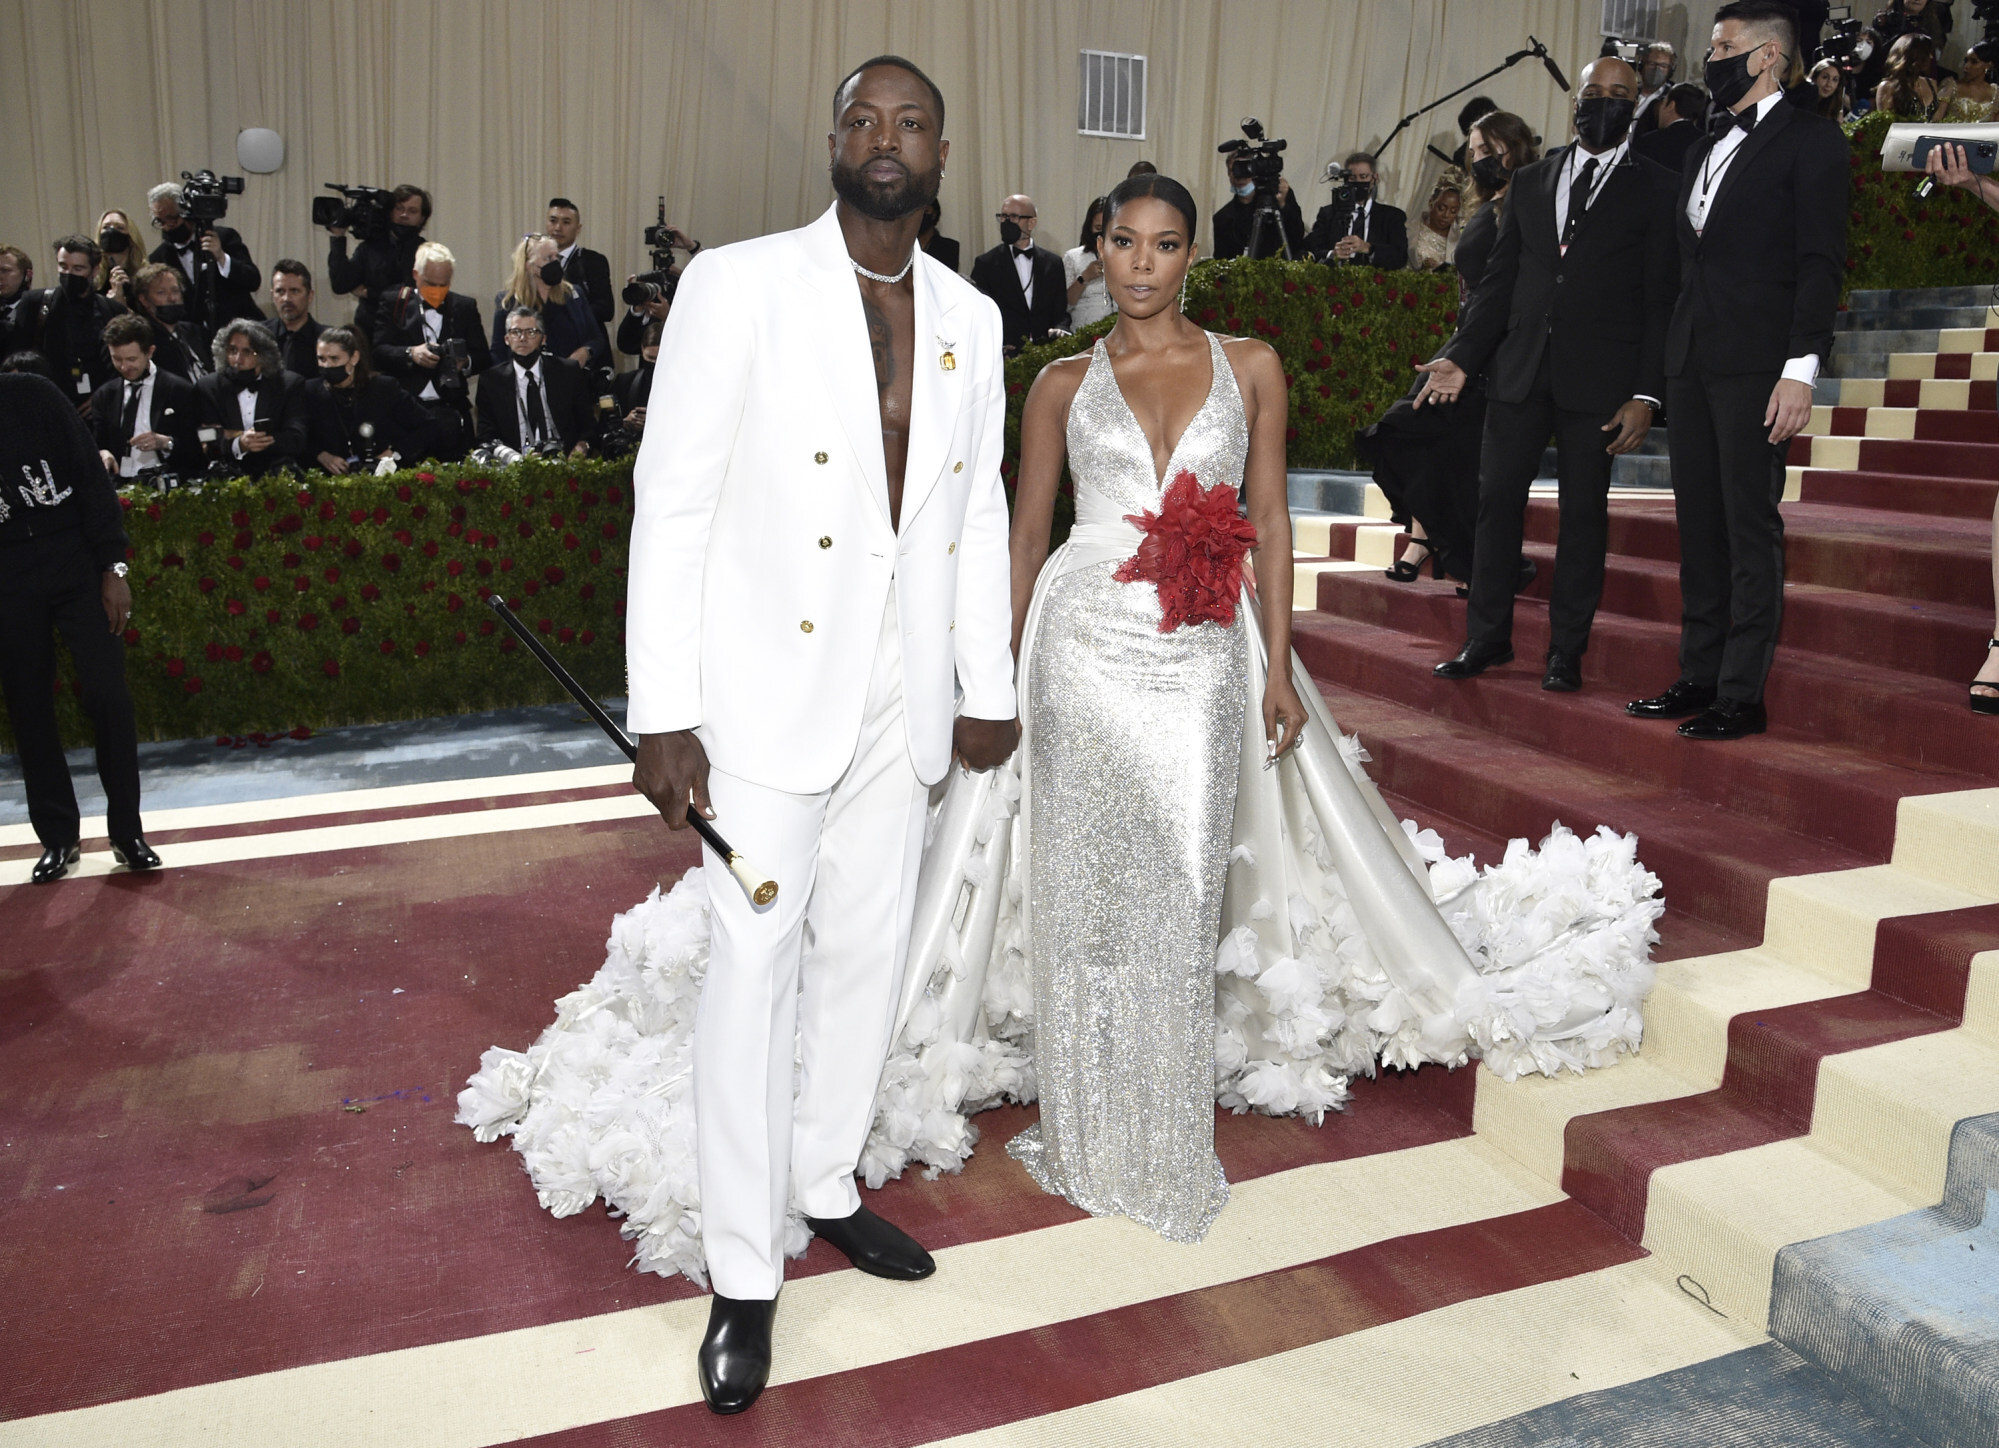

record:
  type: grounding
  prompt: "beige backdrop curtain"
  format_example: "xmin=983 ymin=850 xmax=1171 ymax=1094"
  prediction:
xmin=2 ymin=1 xmax=1980 ymax=336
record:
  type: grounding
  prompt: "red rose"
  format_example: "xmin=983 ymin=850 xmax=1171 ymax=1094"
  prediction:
xmin=499 ymin=635 xmax=517 ymax=652
xmin=161 ymin=552 xmax=184 ymax=568
xmin=344 ymin=538 xmax=363 ymax=558
xmin=298 ymin=613 xmax=319 ymax=631
xmin=323 ymin=658 xmax=340 ymax=678
xmin=499 ymin=557 xmax=514 ymax=573
xmin=580 ymin=629 xmax=595 ymax=645
xmin=499 ymin=501 xmax=514 ymax=518
xmin=379 ymin=638 xmax=397 ymax=655
xmin=324 ymin=565 xmax=341 ymax=583
xmin=341 ymin=617 xmax=361 ymax=634
xmin=480 ymin=619 xmax=495 ymax=636
xmin=360 ymin=583 xmax=381 ymax=602
xmin=536 ymin=616 xmax=553 ymax=633
xmin=184 ymin=677 xmax=203 ymax=694
xmin=417 ymin=471 xmax=436 ymax=484
xmin=393 ymin=529 xmax=413 ymax=546
xmin=447 ymin=559 xmax=463 ymax=576
xmin=252 ymin=651 xmax=273 ymax=673
xmin=602 ymin=521 xmax=618 ymax=539
xmin=415 ymin=640 xmax=431 ymax=658
xmin=563 ymin=532 xmax=579 ymax=551
xmin=122 ymin=627 xmax=139 ymax=645
xmin=165 ymin=657 xmax=186 ymax=677
xmin=199 ymin=577 xmax=217 ymax=594
xmin=446 ymin=593 xmax=463 ymax=613
xmin=396 ymin=485 xmax=412 ymax=502
xmin=453 ymin=629 xmax=467 ymax=644
xmin=517 ymin=521 xmax=533 ymax=539
xmin=613 ymin=599 xmax=626 ymax=617
xmin=223 ymin=644 xmax=243 ymax=663
xmin=204 ymin=643 xmax=224 ymax=663
xmin=294 ymin=576 xmax=310 ymax=592
xmin=524 ymin=580 xmax=540 ymax=597
xmin=544 ymin=565 xmax=565 ymax=585
xmin=422 ymin=539 xmax=438 ymax=558
xmin=225 ymin=598 xmax=246 ymax=616
xmin=266 ymin=608 xmax=281 ymax=624
xmin=380 ymin=553 xmax=401 ymax=572
xmin=253 ymin=575 xmax=271 ymax=591
xmin=372 ymin=506 xmax=390 ymax=524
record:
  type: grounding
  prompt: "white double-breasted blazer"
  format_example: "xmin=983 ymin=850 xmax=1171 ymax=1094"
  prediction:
xmin=625 ymin=202 xmax=1016 ymax=793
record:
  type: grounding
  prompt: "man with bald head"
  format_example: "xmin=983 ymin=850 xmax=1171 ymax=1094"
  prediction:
xmin=1419 ymin=53 xmax=1679 ymax=692
xmin=969 ymin=191 xmax=1067 ymax=351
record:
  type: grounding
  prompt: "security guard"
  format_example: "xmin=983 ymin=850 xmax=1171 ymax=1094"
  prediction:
xmin=0 ymin=371 xmax=159 ymax=881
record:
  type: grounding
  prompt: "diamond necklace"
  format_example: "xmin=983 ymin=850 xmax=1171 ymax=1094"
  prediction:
xmin=849 ymin=250 xmax=916 ymax=285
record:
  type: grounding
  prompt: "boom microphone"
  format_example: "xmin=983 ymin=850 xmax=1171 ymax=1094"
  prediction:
xmin=1531 ymin=37 xmax=1572 ymax=91
xmin=483 ymin=593 xmax=778 ymax=907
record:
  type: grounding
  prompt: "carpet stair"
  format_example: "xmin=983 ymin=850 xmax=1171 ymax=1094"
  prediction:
xmin=1769 ymin=1112 xmax=1999 ymax=1448
xmin=1828 ymin=377 xmax=1999 ymax=410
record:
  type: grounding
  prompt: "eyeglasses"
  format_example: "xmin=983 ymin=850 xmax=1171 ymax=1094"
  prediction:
xmin=505 ymin=328 xmax=544 ymax=338
xmin=995 ymin=211 xmax=1035 ymax=223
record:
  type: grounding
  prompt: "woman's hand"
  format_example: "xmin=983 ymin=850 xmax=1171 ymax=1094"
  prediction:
xmin=317 ymin=450 xmax=349 ymax=475
xmin=1262 ymin=671 xmax=1307 ymax=760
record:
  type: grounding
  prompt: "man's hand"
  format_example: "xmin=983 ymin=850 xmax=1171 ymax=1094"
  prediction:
xmin=1926 ymin=141 xmax=1987 ymax=194
xmin=410 ymin=342 xmax=440 ymax=369
xmin=568 ymin=345 xmax=593 ymax=364
xmin=129 ymin=430 xmax=170 ymax=452
xmin=318 ymin=450 xmax=349 ymax=475
xmin=1333 ymin=234 xmax=1373 ymax=260
xmin=1411 ymin=356 xmax=1467 ymax=408
xmin=1276 ymin=178 xmax=1293 ymax=206
xmin=199 ymin=231 xmax=225 ymax=261
xmin=101 ymin=570 xmax=131 ymax=633
xmin=1765 ymin=377 xmax=1813 ymax=444
xmin=1602 ymin=400 xmax=1654 ymax=456
xmin=99 ymin=449 xmax=118 ymax=472
xmin=625 ymin=406 xmax=646 ymax=431
xmin=240 ymin=429 xmax=274 ymax=453
xmin=666 ymin=225 xmax=696 ymax=252
xmin=635 ymin=730 xmax=712 ymax=828
xmin=953 ymin=715 xmax=1020 ymax=772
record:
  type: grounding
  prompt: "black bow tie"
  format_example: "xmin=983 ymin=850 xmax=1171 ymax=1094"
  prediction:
xmin=1708 ymin=106 xmax=1758 ymax=138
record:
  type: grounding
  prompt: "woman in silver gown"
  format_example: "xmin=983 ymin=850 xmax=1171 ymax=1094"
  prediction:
xmin=1002 ymin=173 xmax=1303 ymax=1241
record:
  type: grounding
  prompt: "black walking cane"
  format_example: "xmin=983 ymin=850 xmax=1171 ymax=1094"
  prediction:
xmin=485 ymin=593 xmax=778 ymax=906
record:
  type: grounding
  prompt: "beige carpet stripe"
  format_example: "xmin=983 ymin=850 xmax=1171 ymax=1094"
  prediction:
xmin=0 ymin=1138 xmax=1559 ymax=1448
xmin=0 ymin=764 xmax=632 ymax=849
xmin=926 ymin=1258 xmax=1762 ymax=1447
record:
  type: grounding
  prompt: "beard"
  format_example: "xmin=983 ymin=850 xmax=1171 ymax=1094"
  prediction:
xmin=831 ymin=154 xmax=942 ymax=222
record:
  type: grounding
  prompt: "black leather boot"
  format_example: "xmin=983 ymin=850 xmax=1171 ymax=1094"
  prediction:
xmin=699 ymin=1292 xmax=778 ymax=1415
xmin=31 ymin=842 xmax=80 ymax=884
xmin=804 ymin=1204 xmax=936 ymax=1280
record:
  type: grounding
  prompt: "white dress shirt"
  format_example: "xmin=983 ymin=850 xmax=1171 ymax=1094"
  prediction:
xmin=513 ymin=357 xmax=550 ymax=446
xmin=174 ymin=238 xmax=231 ymax=281
xmin=1012 ymin=246 xmax=1035 ymax=308
xmin=1688 ymin=92 xmax=1818 ymax=386
xmin=116 ymin=364 xmax=160 ymax=477
xmin=227 ymin=379 xmax=259 ymax=456
xmin=418 ymin=303 xmax=445 ymax=401
xmin=1346 ymin=197 xmax=1373 ymax=241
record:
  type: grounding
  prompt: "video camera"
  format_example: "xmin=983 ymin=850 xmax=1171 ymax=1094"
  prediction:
xmin=1330 ymin=166 xmax=1375 ymax=207
xmin=1218 ymin=117 xmax=1289 ymax=192
xmin=622 ymin=196 xmax=681 ymax=307
xmin=312 ymin=184 xmax=397 ymax=242
xmin=1976 ymin=0 xmax=1999 ymax=43
xmin=178 ymin=170 xmax=243 ymax=230
xmin=1817 ymin=17 xmax=1868 ymax=69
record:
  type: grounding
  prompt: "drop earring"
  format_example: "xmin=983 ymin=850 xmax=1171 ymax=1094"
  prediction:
xmin=1178 ymin=273 xmax=1187 ymax=312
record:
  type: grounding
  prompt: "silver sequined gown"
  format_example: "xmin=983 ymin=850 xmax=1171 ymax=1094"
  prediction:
xmin=1005 ymin=332 xmax=1249 ymax=1241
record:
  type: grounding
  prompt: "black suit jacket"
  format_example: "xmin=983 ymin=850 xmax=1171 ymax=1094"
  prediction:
xmin=1444 ymin=146 xmax=1680 ymax=416
xmin=259 ymin=315 xmax=325 ymax=377
xmin=147 ymin=226 xmax=262 ymax=338
xmin=302 ymin=375 xmax=448 ymax=467
xmin=562 ymin=246 xmax=616 ymax=326
xmin=969 ymin=243 xmax=1068 ymax=348
xmin=29 ymin=288 xmax=127 ymax=403
xmin=88 ymin=368 xmax=203 ymax=473
xmin=1634 ymin=119 xmax=1701 ymax=173
xmin=194 ymin=369 xmax=308 ymax=477
xmin=1667 ymin=103 xmax=1848 ymax=378
xmin=1305 ymin=200 xmax=1410 ymax=270
xmin=612 ymin=362 xmax=653 ymax=416
xmin=921 ymin=233 xmax=961 ymax=274
xmin=372 ymin=289 xmax=492 ymax=403
xmin=475 ymin=355 xmax=597 ymax=452
xmin=141 ymin=314 xmax=214 ymax=381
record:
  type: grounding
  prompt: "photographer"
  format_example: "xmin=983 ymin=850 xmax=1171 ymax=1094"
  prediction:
xmin=615 ymin=217 xmax=694 ymax=356
xmin=128 ymin=263 xmax=210 ymax=380
xmin=304 ymin=326 xmax=443 ymax=475
xmin=971 ymin=194 xmax=1067 ymax=349
xmin=1633 ymin=44 xmax=1678 ymax=136
xmin=259 ymin=259 xmax=325 ymax=376
xmin=372 ymin=242 xmax=488 ymax=460
xmin=325 ymin=184 xmax=430 ymax=338
xmin=146 ymin=179 xmax=262 ymax=341
xmin=90 ymin=314 xmax=202 ymax=481
xmin=0 ymin=370 xmax=158 ymax=884
xmin=476 ymin=307 xmax=595 ymax=456
xmin=1636 ymin=82 xmax=1711 ymax=168
xmin=35 ymin=235 xmax=127 ymax=415
xmin=546 ymin=198 xmax=615 ymax=327
xmin=1212 ymin=151 xmax=1304 ymax=260
xmin=613 ymin=316 xmax=662 ymax=436
xmin=493 ymin=233 xmax=610 ymax=374
xmin=195 ymin=320 xmax=306 ymax=479
xmin=1305 ymin=152 xmax=1408 ymax=270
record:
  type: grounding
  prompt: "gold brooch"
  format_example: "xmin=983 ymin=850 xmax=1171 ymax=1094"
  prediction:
xmin=939 ymin=351 xmax=956 ymax=371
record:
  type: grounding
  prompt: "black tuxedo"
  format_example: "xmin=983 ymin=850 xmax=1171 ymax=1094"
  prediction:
xmin=1634 ymin=119 xmax=1701 ymax=173
xmin=372 ymin=287 xmax=490 ymax=459
xmin=194 ymin=369 xmax=308 ymax=478
xmin=259 ymin=314 xmax=325 ymax=378
xmin=1443 ymin=145 xmax=1679 ymax=659
xmin=561 ymin=246 xmax=616 ymax=326
xmin=1666 ymin=101 xmax=1847 ymax=704
xmin=1304 ymin=199 xmax=1409 ymax=271
xmin=302 ymin=375 xmax=448 ymax=469
xmin=88 ymin=368 xmax=204 ymax=476
xmin=970 ymin=243 xmax=1068 ymax=349
xmin=475 ymin=354 xmax=596 ymax=453
xmin=147 ymin=226 xmax=262 ymax=339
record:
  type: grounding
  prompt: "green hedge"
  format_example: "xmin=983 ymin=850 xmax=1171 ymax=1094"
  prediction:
xmin=1843 ymin=110 xmax=1999 ymax=293
xmin=14 ymin=458 xmax=636 ymax=749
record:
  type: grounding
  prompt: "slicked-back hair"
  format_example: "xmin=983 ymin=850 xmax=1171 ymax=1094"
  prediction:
xmin=319 ymin=324 xmax=374 ymax=385
xmin=1104 ymin=172 xmax=1199 ymax=239
xmin=834 ymin=54 xmax=945 ymax=130
xmin=1715 ymin=0 xmax=1799 ymax=60
xmin=273 ymin=257 xmax=314 ymax=290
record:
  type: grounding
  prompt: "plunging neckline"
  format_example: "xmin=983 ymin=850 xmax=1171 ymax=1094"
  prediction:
xmin=1098 ymin=333 xmax=1219 ymax=489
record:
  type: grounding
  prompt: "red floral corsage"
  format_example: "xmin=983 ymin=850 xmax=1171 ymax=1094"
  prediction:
xmin=1112 ymin=470 xmax=1258 ymax=632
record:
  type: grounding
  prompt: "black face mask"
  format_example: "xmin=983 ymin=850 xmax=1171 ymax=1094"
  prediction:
xmin=513 ymin=346 xmax=544 ymax=368
xmin=163 ymin=221 xmax=194 ymax=246
xmin=60 ymin=272 xmax=93 ymax=301
xmin=998 ymin=218 xmax=1023 ymax=247
xmin=1704 ymin=46 xmax=1765 ymax=113
xmin=99 ymin=229 xmax=130 ymax=255
xmin=538 ymin=259 xmax=564 ymax=287
xmin=152 ymin=302 xmax=186 ymax=325
xmin=1471 ymin=156 xmax=1511 ymax=193
xmin=1574 ymin=95 xmax=1638 ymax=150
xmin=318 ymin=363 xmax=351 ymax=385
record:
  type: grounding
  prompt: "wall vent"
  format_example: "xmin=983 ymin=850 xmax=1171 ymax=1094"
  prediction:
xmin=1079 ymin=50 xmax=1147 ymax=139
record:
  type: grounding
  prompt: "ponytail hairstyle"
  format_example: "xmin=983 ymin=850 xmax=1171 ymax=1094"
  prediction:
xmin=318 ymin=324 xmax=375 ymax=386
xmin=1102 ymin=172 xmax=1199 ymax=238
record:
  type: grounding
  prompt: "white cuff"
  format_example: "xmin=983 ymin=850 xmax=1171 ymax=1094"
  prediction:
xmin=215 ymin=253 xmax=232 ymax=278
xmin=1633 ymin=394 xmax=1662 ymax=410
xmin=1780 ymin=354 xmax=1820 ymax=388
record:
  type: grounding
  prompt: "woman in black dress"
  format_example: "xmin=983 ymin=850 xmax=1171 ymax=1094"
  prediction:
xmin=1355 ymin=110 xmax=1539 ymax=583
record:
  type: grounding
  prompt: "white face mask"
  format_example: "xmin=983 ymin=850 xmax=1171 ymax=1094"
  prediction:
xmin=1854 ymin=40 xmax=1874 ymax=60
xmin=1232 ymin=180 xmax=1256 ymax=198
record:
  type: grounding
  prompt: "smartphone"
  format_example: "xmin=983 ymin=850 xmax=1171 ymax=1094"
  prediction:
xmin=1911 ymin=135 xmax=1999 ymax=173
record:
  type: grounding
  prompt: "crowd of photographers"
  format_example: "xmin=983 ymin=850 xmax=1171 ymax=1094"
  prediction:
xmin=0 ymin=181 xmax=688 ymax=487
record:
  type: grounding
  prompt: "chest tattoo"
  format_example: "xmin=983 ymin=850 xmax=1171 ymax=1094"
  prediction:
xmin=863 ymin=295 xmax=895 ymax=394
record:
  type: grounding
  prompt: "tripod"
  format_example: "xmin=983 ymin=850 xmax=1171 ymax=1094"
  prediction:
xmin=1375 ymin=36 xmax=1572 ymax=169
xmin=1243 ymin=185 xmax=1296 ymax=261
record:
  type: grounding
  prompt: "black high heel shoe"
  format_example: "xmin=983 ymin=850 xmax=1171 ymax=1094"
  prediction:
xmin=1973 ymin=638 xmax=1999 ymax=716
xmin=1386 ymin=541 xmax=1433 ymax=582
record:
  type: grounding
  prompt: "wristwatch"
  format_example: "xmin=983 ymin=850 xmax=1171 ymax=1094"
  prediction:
xmin=108 ymin=562 xmax=129 ymax=578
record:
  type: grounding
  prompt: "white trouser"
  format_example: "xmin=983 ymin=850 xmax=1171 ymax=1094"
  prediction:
xmin=695 ymin=591 xmax=930 ymax=1300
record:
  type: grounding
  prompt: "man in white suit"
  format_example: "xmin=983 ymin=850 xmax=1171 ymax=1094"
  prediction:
xmin=625 ymin=56 xmax=1018 ymax=1414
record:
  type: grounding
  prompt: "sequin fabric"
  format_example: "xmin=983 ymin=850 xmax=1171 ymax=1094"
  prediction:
xmin=1006 ymin=332 xmax=1249 ymax=1242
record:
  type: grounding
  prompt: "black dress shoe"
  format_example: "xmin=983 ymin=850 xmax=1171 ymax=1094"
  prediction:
xmin=1542 ymin=650 xmax=1583 ymax=692
xmin=699 ymin=1292 xmax=778 ymax=1415
xmin=803 ymin=1204 xmax=936 ymax=1280
xmin=1678 ymin=698 xmax=1767 ymax=740
xmin=1626 ymin=679 xmax=1718 ymax=720
xmin=1433 ymin=639 xmax=1515 ymax=680
xmin=31 ymin=842 xmax=81 ymax=884
xmin=110 ymin=836 xmax=162 ymax=871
